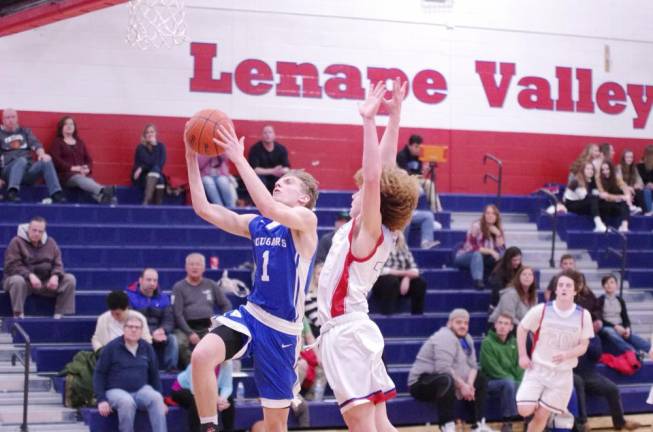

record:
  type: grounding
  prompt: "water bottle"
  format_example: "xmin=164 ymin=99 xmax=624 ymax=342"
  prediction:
xmin=313 ymin=378 xmax=325 ymax=402
xmin=236 ymin=381 xmax=245 ymax=401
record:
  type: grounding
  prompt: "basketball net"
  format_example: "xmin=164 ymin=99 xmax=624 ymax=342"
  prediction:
xmin=126 ymin=0 xmax=188 ymax=50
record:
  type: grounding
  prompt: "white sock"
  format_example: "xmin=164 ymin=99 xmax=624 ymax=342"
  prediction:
xmin=200 ymin=415 xmax=218 ymax=425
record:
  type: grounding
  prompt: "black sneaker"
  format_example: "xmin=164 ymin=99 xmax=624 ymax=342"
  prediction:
xmin=474 ymin=279 xmax=485 ymax=290
xmin=6 ymin=188 xmax=20 ymax=202
xmin=51 ymin=191 xmax=67 ymax=203
xmin=100 ymin=186 xmax=115 ymax=204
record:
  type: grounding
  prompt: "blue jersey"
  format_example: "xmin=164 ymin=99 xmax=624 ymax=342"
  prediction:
xmin=247 ymin=216 xmax=314 ymax=328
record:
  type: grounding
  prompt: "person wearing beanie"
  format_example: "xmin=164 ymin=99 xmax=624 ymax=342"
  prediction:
xmin=408 ymin=308 xmax=495 ymax=432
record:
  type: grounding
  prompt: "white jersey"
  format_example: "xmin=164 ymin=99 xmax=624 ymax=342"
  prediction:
xmin=317 ymin=219 xmax=395 ymax=325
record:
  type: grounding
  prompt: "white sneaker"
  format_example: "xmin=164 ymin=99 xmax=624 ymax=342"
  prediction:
xmin=440 ymin=421 xmax=456 ymax=432
xmin=53 ymin=314 xmax=63 ymax=319
xmin=618 ymin=224 xmax=629 ymax=233
xmin=593 ymin=223 xmax=607 ymax=232
xmin=433 ymin=220 xmax=443 ymax=230
xmin=472 ymin=419 xmax=498 ymax=432
xmin=421 ymin=240 xmax=441 ymax=249
xmin=630 ymin=206 xmax=643 ymax=215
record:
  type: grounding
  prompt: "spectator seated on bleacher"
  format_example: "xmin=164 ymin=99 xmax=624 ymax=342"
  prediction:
xmin=168 ymin=360 xmax=234 ymax=432
xmin=2 ymin=216 xmax=76 ymax=319
xmin=132 ymin=123 xmax=166 ymax=205
xmin=562 ymin=162 xmax=608 ymax=233
xmin=50 ymin=115 xmax=116 ymax=204
xmin=315 ymin=212 xmax=350 ymax=264
xmin=371 ymin=231 xmax=426 ymax=315
xmin=636 ymin=144 xmax=653 ymax=216
xmin=0 ymin=108 xmax=66 ymax=203
xmin=479 ymin=313 xmax=523 ymax=432
xmin=396 ymin=134 xmax=441 ymax=212
xmin=487 ymin=247 xmax=522 ymax=308
xmin=408 ymin=308 xmax=495 ymax=432
xmin=93 ymin=316 xmax=168 ymax=432
xmin=454 ymin=205 xmax=505 ymax=289
xmin=489 ymin=266 xmax=537 ymax=327
xmin=198 ymin=153 xmax=237 ymax=207
xmin=171 ymin=253 xmax=231 ymax=368
xmin=596 ymin=161 xmax=630 ymax=232
xmin=618 ymin=149 xmax=649 ymax=215
xmin=544 ymin=254 xmax=576 ymax=301
xmin=405 ymin=209 xmax=440 ymax=250
xmin=92 ymin=291 xmax=152 ymax=351
xmin=246 ymin=124 xmax=290 ymax=194
xmin=126 ymin=268 xmax=179 ymax=371
xmin=598 ymin=274 xmax=651 ymax=358
xmin=573 ymin=336 xmax=641 ymax=432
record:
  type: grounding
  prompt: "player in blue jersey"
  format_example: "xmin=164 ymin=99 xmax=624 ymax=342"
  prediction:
xmin=184 ymin=124 xmax=318 ymax=432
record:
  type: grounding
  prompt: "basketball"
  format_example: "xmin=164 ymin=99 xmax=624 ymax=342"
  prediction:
xmin=185 ymin=109 xmax=234 ymax=156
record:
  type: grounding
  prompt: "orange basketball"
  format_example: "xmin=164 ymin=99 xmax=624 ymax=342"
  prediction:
xmin=185 ymin=109 xmax=234 ymax=156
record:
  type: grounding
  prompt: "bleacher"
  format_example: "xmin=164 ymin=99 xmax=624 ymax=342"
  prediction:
xmin=1 ymin=187 xmax=652 ymax=431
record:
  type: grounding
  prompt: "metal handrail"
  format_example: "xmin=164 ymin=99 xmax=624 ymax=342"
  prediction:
xmin=604 ymin=227 xmax=627 ymax=298
xmin=10 ymin=322 xmax=31 ymax=432
xmin=483 ymin=153 xmax=503 ymax=207
xmin=537 ymin=188 xmax=559 ymax=268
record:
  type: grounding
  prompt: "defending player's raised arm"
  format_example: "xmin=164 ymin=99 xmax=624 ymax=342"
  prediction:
xmin=214 ymin=125 xmax=317 ymax=233
xmin=351 ymin=82 xmax=385 ymax=257
xmin=185 ymin=134 xmax=254 ymax=238
xmin=379 ymin=78 xmax=408 ymax=168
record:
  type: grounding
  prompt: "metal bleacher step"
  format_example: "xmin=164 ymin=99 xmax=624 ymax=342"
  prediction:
xmin=0 ymin=404 xmax=78 ymax=424
xmin=0 ymin=423 xmax=89 ymax=432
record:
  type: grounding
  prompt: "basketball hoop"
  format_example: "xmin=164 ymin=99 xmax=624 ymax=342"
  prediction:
xmin=126 ymin=0 xmax=188 ymax=50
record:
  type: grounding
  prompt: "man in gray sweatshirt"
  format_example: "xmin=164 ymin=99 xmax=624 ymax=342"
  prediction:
xmin=408 ymin=308 xmax=494 ymax=432
xmin=172 ymin=253 xmax=231 ymax=368
xmin=0 ymin=108 xmax=65 ymax=202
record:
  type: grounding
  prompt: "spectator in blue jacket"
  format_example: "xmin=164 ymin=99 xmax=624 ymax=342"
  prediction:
xmin=132 ymin=124 xmax=166 ymax=205
xmin=126 ymin=268 xmax=178 ymax=370
xmin=93 ymin=316 xmax=168 ymax=432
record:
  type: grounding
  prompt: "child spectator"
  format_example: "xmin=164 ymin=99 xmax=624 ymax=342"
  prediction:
xmin=489 ymin=266 xmax=537 ymax=326
xmin=598 ymin=274 xmax=651 ymax=357
xmin=132 ymin=124 xmax=166 ymax=205
xmin=596 ymin=161 xmax=630 ymax=232
xmin=563 ymin=162 xmax=607 ymax=232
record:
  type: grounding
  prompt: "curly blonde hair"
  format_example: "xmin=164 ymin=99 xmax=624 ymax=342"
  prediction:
xmin=354 ymin=166 xmax=420 ymax=231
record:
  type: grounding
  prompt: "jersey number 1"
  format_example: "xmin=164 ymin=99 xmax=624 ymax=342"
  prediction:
xmin=261 ymin=250 xmax=270 ymax=282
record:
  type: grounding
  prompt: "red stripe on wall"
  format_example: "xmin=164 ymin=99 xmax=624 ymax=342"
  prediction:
xmin=13 ymin=110 xmax=653 ymax=193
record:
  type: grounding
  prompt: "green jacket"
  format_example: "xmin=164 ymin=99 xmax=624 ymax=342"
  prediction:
xmin=479 ymin=330 xmax=523 ymax=382
xmin=59 ymin=350 xmax=98 ymax=408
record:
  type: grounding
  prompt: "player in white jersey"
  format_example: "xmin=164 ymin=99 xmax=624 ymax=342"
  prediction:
xmin=317 ymin=79 xmax=419 ymax=432
xmin=184 ymin=124 xmax=318 ymax=432
xmin=516 ymin=269 xmax=594 ymax=432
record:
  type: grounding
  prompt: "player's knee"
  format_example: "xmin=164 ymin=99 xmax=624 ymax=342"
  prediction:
xmin=190 ymin=343 xmax=217 ymax=369
xmin=518 ymin=404 xmax=535 ymax=418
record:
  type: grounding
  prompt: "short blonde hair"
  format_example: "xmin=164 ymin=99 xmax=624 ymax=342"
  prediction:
xmin=285 ymin=169 xmax=319 ymax=209
xmin=354 ymin=166 xmax=419 ymax=231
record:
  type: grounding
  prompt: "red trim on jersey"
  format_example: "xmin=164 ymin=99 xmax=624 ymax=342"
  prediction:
xmin=329 ymin=220 xmax=385 ymax=317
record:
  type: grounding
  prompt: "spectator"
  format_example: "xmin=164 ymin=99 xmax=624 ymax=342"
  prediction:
xmin=3 ymin=216 xmax=76 ymax=318
xmin=570 ymin=143 xmax=601 ymax=180
xmin=515 ymin=270 xmax=594 ymax=432
xmin=92 ymin=291 xmax=152 ymax=351
xmin=169 ymin=361 xmax=234 ymax=432
xmin=396 ymin=134 xmax=441 ymax=212
xmin=0 ymin=108 xmax=65 ymax=203
xmin=479 ymin=313 xmax=523 ymax=432
xmin=454 ymin=204 xmax=505 ymax=289
xmin=408 ymin=308 xmax=494 ymax=432
xmin=315 ymin=211 xmax=350 ymax=264
xmin=598 ymin=274 xmax=651 ymax=356
xmin=545 ymin=254 xmax=576 ymax=301
xmin=488 ymin=246 xmax=523 ymax=307
xmin=126 ymin=268 xmax=178 ymax=370
xmin=489 ymin=266 xmax=537 ymax=326
xmin=371 ymin=232 xmax=427 ymax=315
xmin=198 ymin=154 xmax=237 ymax=207
xmin=596 ymin=161 xmax=630 ymax=232
xmin=50 ymin=116 xmax=116 ymax=204
xmin=93 ymin=316 xmax=168 ymax=432
xmin=247 ymin=125 xmax=290 ymax=193
xmin=618 ymin=149 xmax=649 ymax=214
xmin=132 ymin=124 xmax=166 ymax=205
xmin=636 ymin=145 xmax=653 ymax=216
xmin=404 ymin=209 xmax=440 ymax=250
xmin=171 ymin=253 xmax=231 ymax=368
xmin=563 ymin=162 xmax=607 ymax=232
xmin=572 ymin=273 xmax=604 ymax=335
xmin=574 ymin=337 xmax=641 ymax=432
xmin=599 ymin=143 xmax=615 ymax=163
